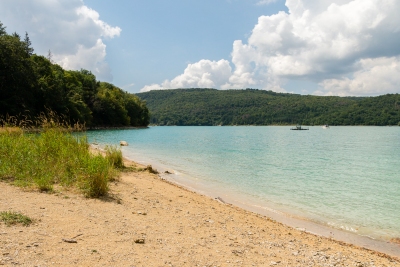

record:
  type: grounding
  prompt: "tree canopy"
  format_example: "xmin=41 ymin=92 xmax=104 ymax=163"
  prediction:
xmin=0 ymin=21 xmax=149 ymax=127
xmin=137 ymin=89 xmax=400 ymax=126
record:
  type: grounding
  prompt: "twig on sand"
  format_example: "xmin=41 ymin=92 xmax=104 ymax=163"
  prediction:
xmin=71 ymin=233 xmax=83 ymax=239
xmin=62 ymin=233 xmax=83 ymax=243
xmin=62 ymin=238 xmax=77 ymax=243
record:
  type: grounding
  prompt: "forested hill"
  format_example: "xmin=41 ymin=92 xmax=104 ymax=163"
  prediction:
xmin=0 ymin=21 xmax=149 ymax=127
xmin=137 ymin=89 xmax=400 ymax=126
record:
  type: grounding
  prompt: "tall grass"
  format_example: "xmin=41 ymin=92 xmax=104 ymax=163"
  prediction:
xmin=0 ymin=114 xmax=115 ymax=197
xmin=105 ymin=145 xmax=124 ymax=169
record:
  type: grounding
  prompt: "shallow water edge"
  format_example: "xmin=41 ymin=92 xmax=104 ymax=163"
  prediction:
xmin=121 ymin=150 xmax=400 ymax=258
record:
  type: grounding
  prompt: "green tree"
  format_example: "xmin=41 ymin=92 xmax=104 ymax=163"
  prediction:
xmin=23 ymin=32 xmax=34 ymax=56
xmin=0 ymin=21 xmax=6 ymax=36
xmin=0 ymin=20 xmax=151 ymax=128
xmin=0 ymin=32 xmax=37 ymax=115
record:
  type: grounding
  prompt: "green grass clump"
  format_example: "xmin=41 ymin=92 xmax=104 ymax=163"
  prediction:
xmin=0 ymin=211 xmax=33 ymax=226
xmin=0 ymin=119 xmax=115 ymax=197
xmin=105 ymin=145 xmax=124 ymax=169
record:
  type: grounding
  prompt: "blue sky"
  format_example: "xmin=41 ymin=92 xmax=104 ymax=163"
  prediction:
xmin=82 ymin=0 xmax=288 ymax=92
xmin=1 ymin=0 xmax=399 ymax=96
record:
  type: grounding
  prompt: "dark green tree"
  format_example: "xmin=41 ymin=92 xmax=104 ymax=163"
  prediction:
xmin=0 ymin=32 xmax=37 ymax=115
xmin=23 ymin=32 xmax=34 ymax=56
xmin=0 ymin=22 xmax=6 ymax=36
xmin=0 ymin=20 xmax=152 ymax=128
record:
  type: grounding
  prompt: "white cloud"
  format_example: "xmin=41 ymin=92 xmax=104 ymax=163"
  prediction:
xmin=140 ymin=84 xmax=165 ymax=92
xmin=142 ymin=0 xmax=400 ymax=96
xmin=54 ymin=38 xmax=113 ymax=81
xmin=140 ymin=60 xmax=232 ymax=92
xmin=0 ymin=0 xmax=121 ymax=81
xmin=76 ymin=6 xmax=121 ymax=39
xmin=242 ymin=0 xmax=400 ymax=88
xmin=316 ymin=57 xmax=400 ymax=96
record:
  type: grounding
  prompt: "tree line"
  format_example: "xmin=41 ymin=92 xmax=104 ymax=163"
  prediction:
xmin=137 ymin=89 xmax=400 ymax=126
xmin=0 ymin=21 xmax=149 ymax=127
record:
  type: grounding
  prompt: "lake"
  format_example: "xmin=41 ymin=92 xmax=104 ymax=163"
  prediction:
xmin=85 ymin=126 xmax=400 ymax=242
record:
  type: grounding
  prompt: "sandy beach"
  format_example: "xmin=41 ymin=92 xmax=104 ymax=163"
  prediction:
xmin=1 ymin=156 xmax=399 ymax=267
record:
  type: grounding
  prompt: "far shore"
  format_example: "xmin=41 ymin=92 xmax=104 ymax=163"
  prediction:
xmin=1 ymin=149 xmax=399 ymax=266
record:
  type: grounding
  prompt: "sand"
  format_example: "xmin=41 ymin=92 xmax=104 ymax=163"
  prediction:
xmin=1 ymin=157 xmax=399 ymax=267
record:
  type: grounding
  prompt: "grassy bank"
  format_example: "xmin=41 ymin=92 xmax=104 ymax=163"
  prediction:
xmin=0 ymin=125 xmax=121 ymax=197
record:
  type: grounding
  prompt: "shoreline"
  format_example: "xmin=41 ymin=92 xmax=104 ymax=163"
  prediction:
xmin=1 ymin=149 xmax=399 ymax=265
xmin=117 ymin=147 xmax=400 ymax=258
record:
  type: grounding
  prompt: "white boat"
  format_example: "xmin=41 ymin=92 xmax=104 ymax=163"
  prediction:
xmin=322 ymin=124 xmax=330 ymax=129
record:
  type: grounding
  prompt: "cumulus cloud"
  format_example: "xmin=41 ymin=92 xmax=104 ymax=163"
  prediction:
xmin=0 ymin=0 xmax=121 ymax=81
xmin=232 ymin=0 xmax=400 ymax=93
xmin=140 ymin=60 xmax=232 ymax=92
xmin=316 ymin=57 xmax=400 ymax=96
xmin=142 ymin=0 xmax=400 ymax=96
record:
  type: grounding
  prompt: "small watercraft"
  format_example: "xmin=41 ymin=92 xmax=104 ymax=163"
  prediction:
xmin=290 ymin=125 xmax=309 ymax=130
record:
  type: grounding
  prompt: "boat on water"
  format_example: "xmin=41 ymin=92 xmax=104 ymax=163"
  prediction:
xmin=290 ymin=125 xmax=309 ymax=130
xmin=322 ymin=124 xmax=330 ymax=129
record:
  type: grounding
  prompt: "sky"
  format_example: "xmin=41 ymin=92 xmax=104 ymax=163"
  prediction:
xmin=1 ymin=0 xmax=399 ymax=96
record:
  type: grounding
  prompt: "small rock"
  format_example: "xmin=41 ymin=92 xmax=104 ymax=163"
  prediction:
xmin=134 ymin=238 xmax=145 ymax=244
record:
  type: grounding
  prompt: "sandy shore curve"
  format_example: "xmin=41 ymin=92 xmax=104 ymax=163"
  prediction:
xmin=1 ymin=156 xmax=399 ymax=266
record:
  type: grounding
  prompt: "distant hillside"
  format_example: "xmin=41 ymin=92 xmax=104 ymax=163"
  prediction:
xmin=136 ymin=89 xmax=400 ymax=126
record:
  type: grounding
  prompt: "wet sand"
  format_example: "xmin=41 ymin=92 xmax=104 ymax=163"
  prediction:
xmin=0 ymin=155 xmax=399 ymax=266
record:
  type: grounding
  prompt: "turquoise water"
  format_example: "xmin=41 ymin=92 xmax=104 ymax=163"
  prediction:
xmin=85 ymin=126 xmax=400 ymax=240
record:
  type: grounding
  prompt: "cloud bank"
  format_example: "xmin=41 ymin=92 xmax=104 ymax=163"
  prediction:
xmin=141 ymin=0 xmax=400 ymax=96
xmin=0 ymin=0 xmax=121 ymax=81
